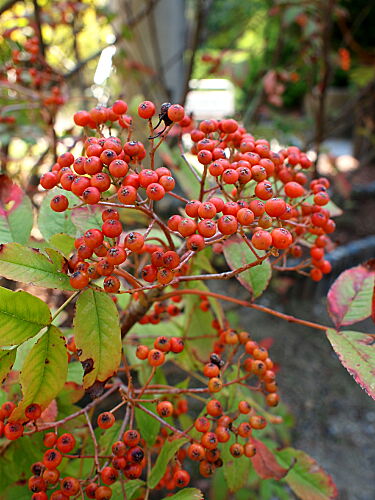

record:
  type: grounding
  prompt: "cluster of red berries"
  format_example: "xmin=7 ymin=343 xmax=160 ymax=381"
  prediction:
xmin=1 ymin=33 xmax=65 ymax=110
xmin=0 ymin=401 xmax=44 ymax=441
xmin=136 ymin=335 xmax=185 ymax=367
xmin=209 ymin=324 xmax=279 ymax=407
xmin=39 ymin=98 xmax=336 ymax=296
xmin=138 ymin=296 xmax=182 ymax=324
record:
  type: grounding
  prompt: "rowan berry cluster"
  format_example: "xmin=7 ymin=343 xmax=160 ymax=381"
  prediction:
xmin=0 ymin=401 xmax=44 ymax=441
xmin=39 ymin=97 xmax=336 ymax=296
xmin=0 ymin=32 xmax=65 ymax=116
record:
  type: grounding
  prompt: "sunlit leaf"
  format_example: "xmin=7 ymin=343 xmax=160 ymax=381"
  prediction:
xmin=0 ymin=243 xmax=74 ymax=290
xmin=74 ymin=289 xmax=122 ymax=389
xmin=161 ymin=489 xmax=204 ymax=500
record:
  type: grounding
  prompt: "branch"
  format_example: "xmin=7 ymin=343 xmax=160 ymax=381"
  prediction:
xmin=32 ymin=0 xmax=45 ymax=58
xmin=157 ymin=289 xmax=329 ymax=332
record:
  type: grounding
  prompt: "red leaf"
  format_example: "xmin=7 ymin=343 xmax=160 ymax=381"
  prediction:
xmin=327 ymin=263 xmax=375 ymax=328
xmin=250 ymin=438 xmax=288 ymax=480
xmin=0 ymin=174 xmax=24 ymax=217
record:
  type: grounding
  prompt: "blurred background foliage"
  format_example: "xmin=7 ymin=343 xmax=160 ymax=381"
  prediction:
xmin=1 ymin=0 xmax=374 ymax=181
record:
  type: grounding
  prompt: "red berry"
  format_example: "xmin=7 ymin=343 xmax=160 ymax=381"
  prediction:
xmin=123 ymin=430 xmax=140 ymax=447
xmin=167 ymin=104 xmax=185 ymax=122
xmin=82 ymin=186 xmax=101 ymax=204
xmin=50 ymin=195 xmax=68 ymax=212
xmin=102 ymin=219 xmax=122 ymax=238
xmin=43 ymin=449 xmax=62 ymax=469
xmin=138 ymin=101 xmax=156 ymax=119
xmin=112 ymin=100 xmax=128 ymax=115
xmin=57 ymin=433 xmax=76 ymax=453
xmin=70 ymin=271 xmax=89 ymax=289
xmin=40 ymin=172 xmax=58 ymax=189
xmin=271 ymin=228 xmax=293 ymax=249
xmin=156 ymin=401 xmax=173 ymax=417
xmin=97 ymin=412 xmax=115 ymax=429
xmin=25 ymin=403 xmax=42 ymax=421
xmin=61 ymin=476 xmax=80 ymax=496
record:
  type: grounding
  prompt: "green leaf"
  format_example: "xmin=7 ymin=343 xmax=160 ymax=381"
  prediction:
xmin=0 ymin=243 xmax=74 ymax=290
xmin=161 ymin=488 xmax=204 ymax=500
xmin=148 ymin=437 xmax=188 ymax=489
xmin=74 ymin=289 xmax=122 ymax=389
xmin=326 ymin=328 xmax=375 ymax=400
xmin=327 ymin=264 xmax=374 ymax=328
xmin=0 ymin=348 xmax=17 ymax=383
xmin=0 ymin=433 xmax=44 ymax=491
xmin=10 ymin=325 xmax=68 ymax=422
xmin=49 ymin=233 xmax=75 ymax=257
xmin=99 ymin=421 xmax=122 ymax=456
xmin=221 ymin=435 xmax=250 ymax=492
xmin=71 ymin=205 xmax=103 ymax=232
xmin=223 ymin=236 xmax=271 ymax=298
xmin=111 ymin=480 xmax=145 ymax=500
xmin=38 ymin=189 xmax=77 ymax=240
xmin=0 ymin=174 xmax=33 ymax=244
xmin=0 ymin=285 xmax=51 ymax=346
xmin=276 ymin=447 xmax=338 ymax=499
xmin=135 ymin=398 xmax=161 ymax=446
xmin=67 ymin=361 xmax=84 ymax=385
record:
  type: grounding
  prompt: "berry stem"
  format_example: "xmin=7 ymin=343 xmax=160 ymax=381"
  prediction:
xmin=51 ymin=290 xmax=81 ymax=321
xmin=84 ymin=411 xmax=100 ymax=472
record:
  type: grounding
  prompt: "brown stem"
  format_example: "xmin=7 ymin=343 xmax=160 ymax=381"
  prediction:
xmin=24 ymin=384 xmax=120 ymax=434
xmin=156 ymin=289 xmax=329 ymax=332
xmin=32 ymin=0 xmax=45 ymax=58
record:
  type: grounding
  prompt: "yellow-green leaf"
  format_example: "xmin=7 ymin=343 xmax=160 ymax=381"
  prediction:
xmin=74 ymin=289 xmax=121 ymax=389
xmin=0 ymin=348 xmax=17 ymax=383
xmin=0 ymin=243 xmax=74 ymax=290
xmin=161 ymin=489 xmax=204 ymax=500
xmin=0 ymin=286 xmax=51 ymax=346
xmin=10 ymin=325 xmax=68 ymax=422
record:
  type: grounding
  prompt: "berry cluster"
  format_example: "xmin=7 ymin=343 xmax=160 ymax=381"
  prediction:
xmin=136 ymin=335 xmax=185 ymax=366
xmin=39 ymin=98 xmax=336 ymax=297
xmin=0 ymin=401 xmax=44 ymax=441
xmin=1 ymin=33 xmax=65 ymax=113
